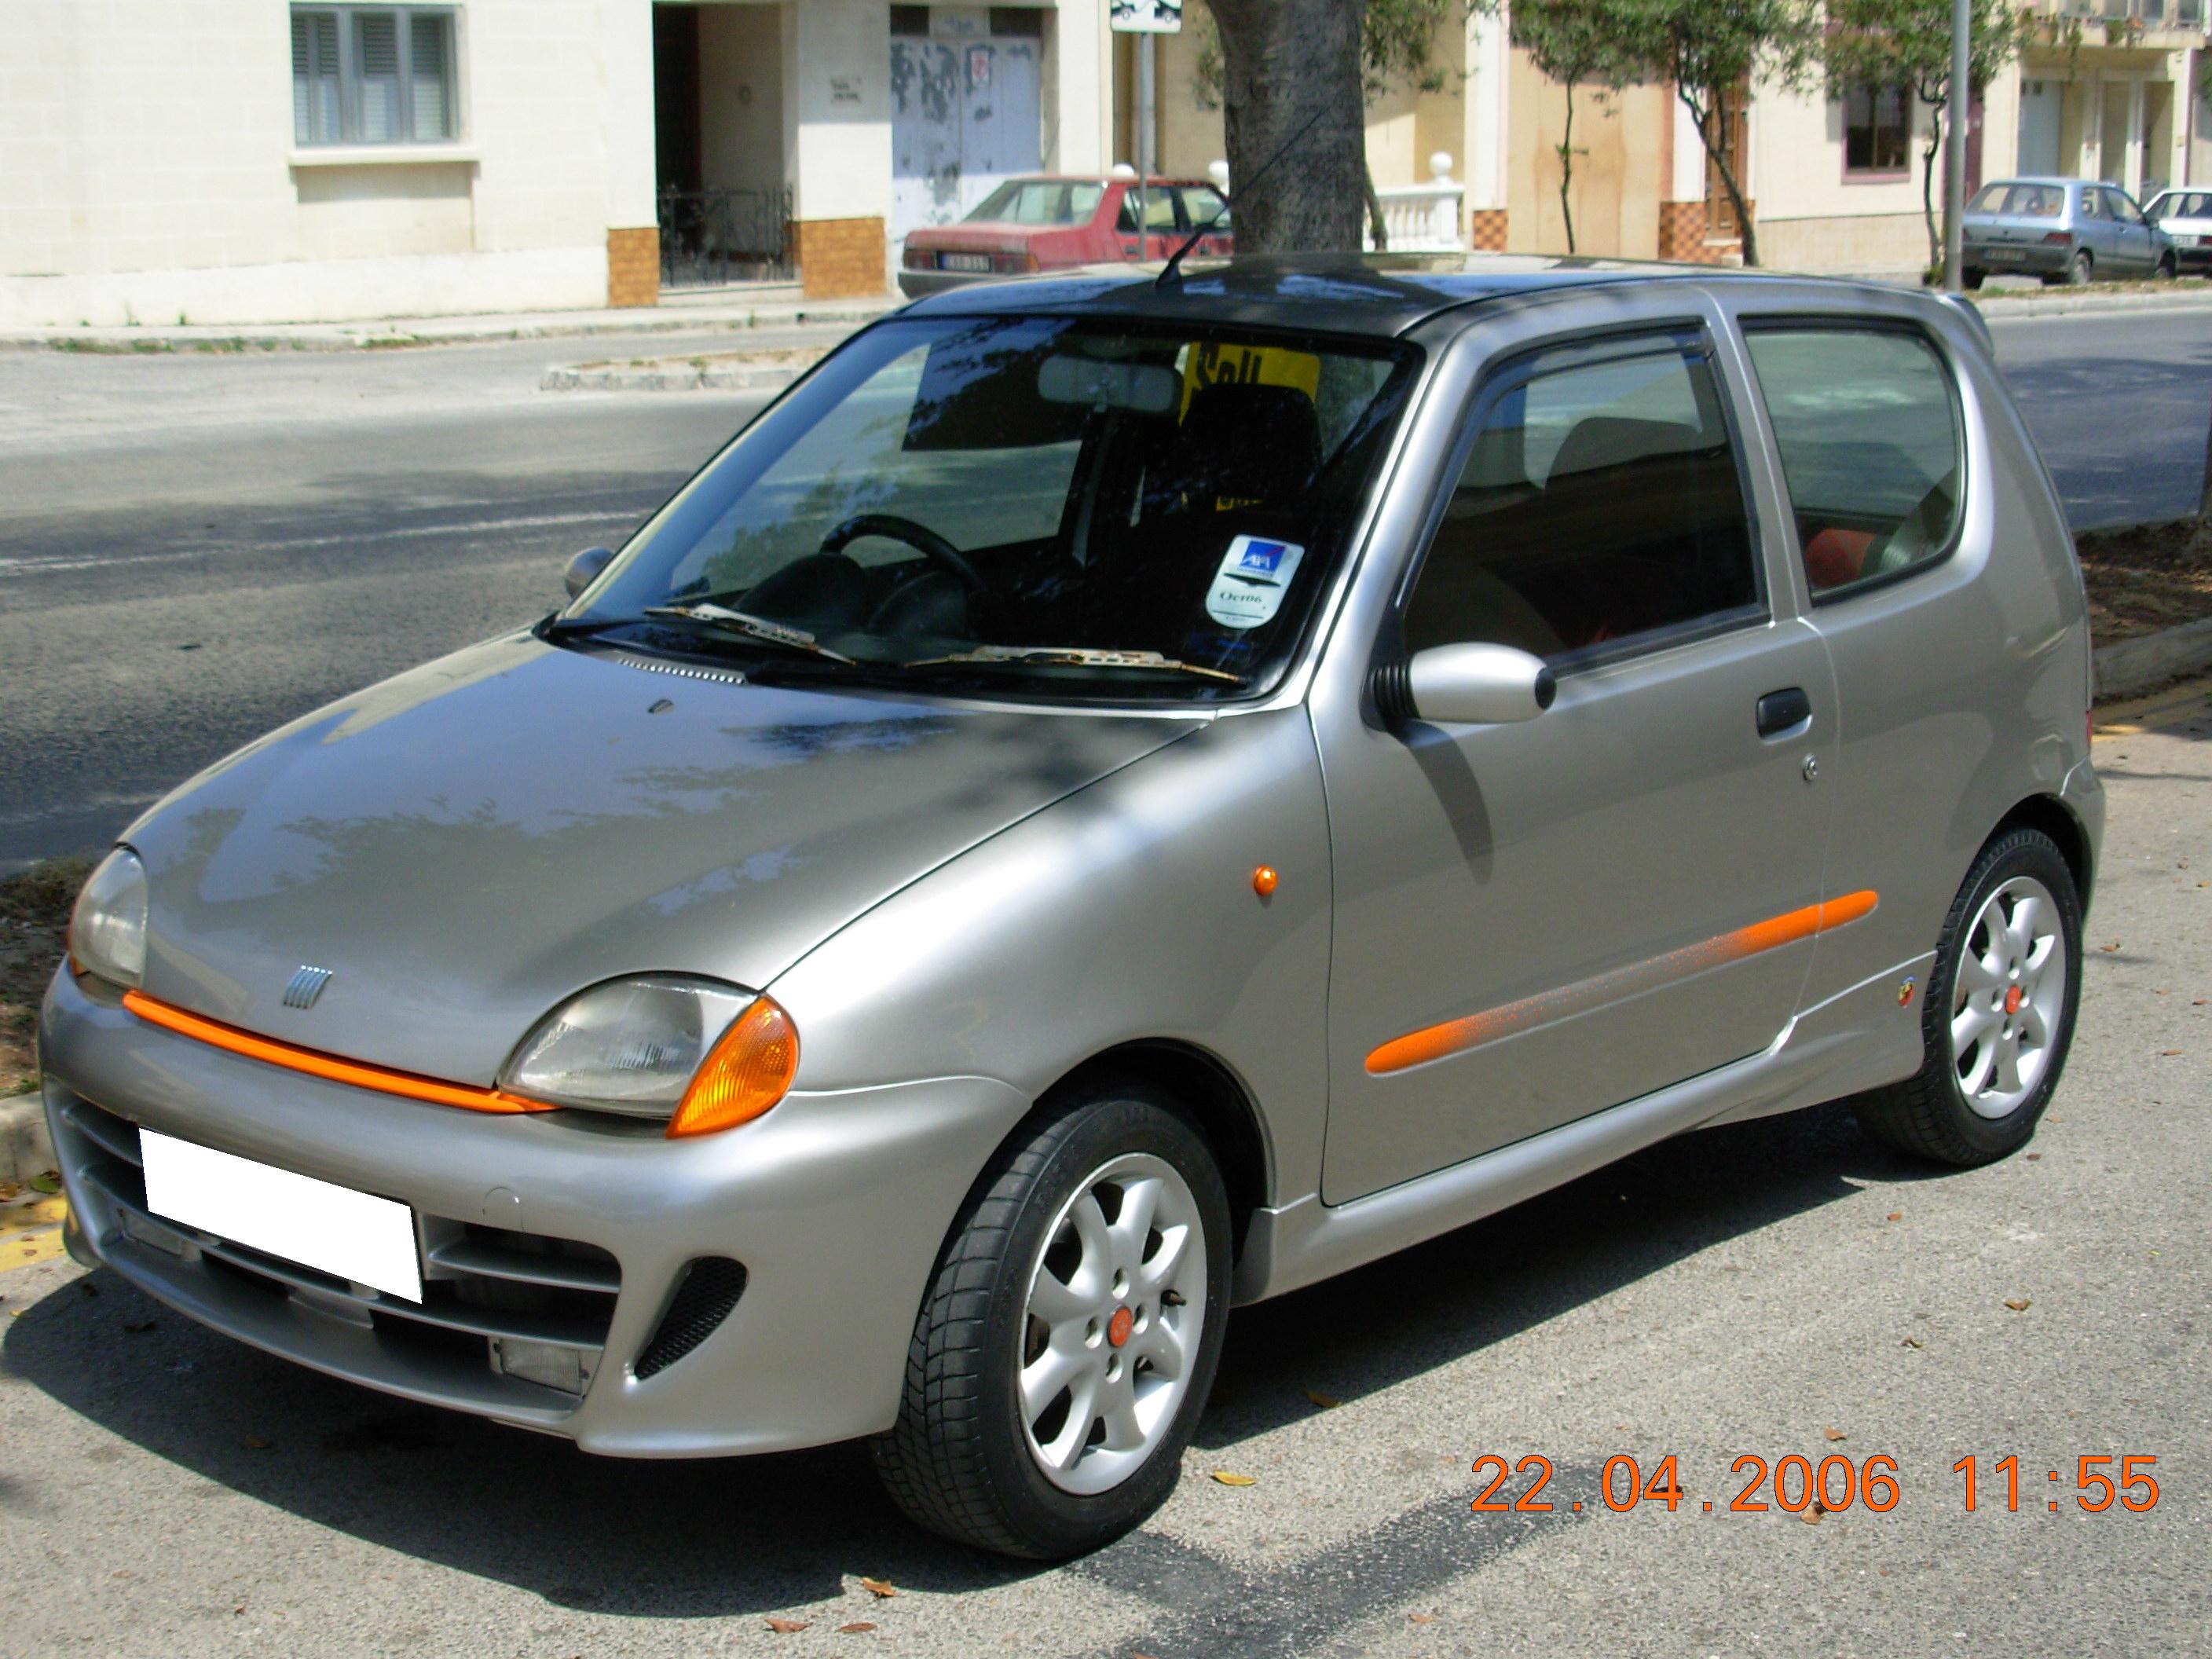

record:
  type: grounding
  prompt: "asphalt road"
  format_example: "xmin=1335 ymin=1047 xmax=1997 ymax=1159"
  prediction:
xmin=2 ymin=685 xmax=2207 ymax=1657
xmin=0 ymin=306 xmax=2207 ymax=873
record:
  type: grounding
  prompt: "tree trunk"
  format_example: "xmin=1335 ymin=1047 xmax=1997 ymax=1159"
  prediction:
xmin=1203 ymin=0 xmax=1370 ymax=254
xmin=1558 ymin=79 xmax=1579 ymax=255
xmin=1920 ymin=127 xmax=1943 ymax=280
xmin=1364 ymin=164 xmax=1389 ymax=251
xmin=1682 ymin=89 xmax=1759 ymax=268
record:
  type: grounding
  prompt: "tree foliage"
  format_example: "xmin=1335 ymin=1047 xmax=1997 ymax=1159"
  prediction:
xmin=1824 ymin=0 xmax=2034 ymax=275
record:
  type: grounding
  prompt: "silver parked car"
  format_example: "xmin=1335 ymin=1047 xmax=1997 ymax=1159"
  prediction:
xmin=2143 ymin=186 xmax=2212 ymax=272
xmin=1963 ymin=175 xmax=2177 ymax=287
xmin=42 ymin=255 xmax=2100 ymax=1559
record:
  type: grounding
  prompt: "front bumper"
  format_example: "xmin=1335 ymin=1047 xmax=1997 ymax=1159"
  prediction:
xmin=38 ymin=969 xmax=1029 ymax=1456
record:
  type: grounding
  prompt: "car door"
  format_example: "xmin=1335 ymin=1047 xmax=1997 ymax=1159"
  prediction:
xmin=1315 ymin=315 xmax=1838 ymax=1204
xmin=2075 ymin=185 xmax=2108 ymax=269
xmin=2106 ymin=188 xmax=2155 ymax=273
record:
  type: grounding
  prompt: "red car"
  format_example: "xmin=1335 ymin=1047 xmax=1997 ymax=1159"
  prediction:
xmin=898 ymin=174 xmax=1232 ymax=297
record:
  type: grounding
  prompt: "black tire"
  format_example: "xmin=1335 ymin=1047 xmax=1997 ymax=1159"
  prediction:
xmin=2155 ymin=253 xmax=2178 ymax=282
xmin=871 ymin=1086 xmax=1232 ymax=1558
xmin=1856 ymin=828 xmax=2082 ymax=1167
xmin=2064 ymin=249 xmax=2093 ymax=286
xmin=1961 ymin=268 xmax=1986 ymax=291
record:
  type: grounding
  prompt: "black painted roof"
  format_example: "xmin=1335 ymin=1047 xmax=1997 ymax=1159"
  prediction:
xmin=898 ymin=251 xmax=1840 ymax=337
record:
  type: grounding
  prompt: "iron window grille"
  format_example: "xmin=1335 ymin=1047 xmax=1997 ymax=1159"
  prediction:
xmin=292 ymin=5 xmax=460 ymax=146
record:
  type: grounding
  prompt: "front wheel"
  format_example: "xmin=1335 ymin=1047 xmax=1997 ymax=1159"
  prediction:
xmin=872 ymin=1087 xmax=1232 ymax=1558
xmin=1856 ymin=827 xmax=2082 ymax=1167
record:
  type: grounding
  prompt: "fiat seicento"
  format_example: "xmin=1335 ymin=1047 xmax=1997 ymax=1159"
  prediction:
xmin=41 ymin=255 xmax=2100 ymax=1558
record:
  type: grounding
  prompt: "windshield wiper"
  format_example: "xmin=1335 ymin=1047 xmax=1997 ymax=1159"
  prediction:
xmin=643 ymin=603 xmax=858 ymax=665
xmin=895 ymin=646 xmax=1245 ymax=684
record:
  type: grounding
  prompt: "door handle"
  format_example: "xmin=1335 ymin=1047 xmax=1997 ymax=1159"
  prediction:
xmin=1756 ymin=687 xmax=1812 ymax=738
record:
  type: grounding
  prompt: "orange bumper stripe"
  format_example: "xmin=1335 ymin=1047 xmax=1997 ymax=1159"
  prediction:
xmin=122 ymin=988 xmax=555 ymax=1114
xmin=1366 ymin=889 xmax=1879 ymax=1077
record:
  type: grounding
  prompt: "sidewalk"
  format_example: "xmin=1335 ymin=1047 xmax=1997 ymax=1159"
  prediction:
xmin=0 ymin=283 xmax=903 ymax=354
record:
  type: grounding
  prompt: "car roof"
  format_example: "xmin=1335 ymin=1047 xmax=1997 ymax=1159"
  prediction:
xmin=1979 ymin=177 xmax=2087 ymax=191
xmin=896 ymin=251 xmax=1912 ymax=339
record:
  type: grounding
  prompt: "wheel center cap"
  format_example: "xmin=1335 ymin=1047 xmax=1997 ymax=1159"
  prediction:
xmin=1106 ymin=1307 xmax=1134 ymax=1349
xmin=2004 ymin=986 xmax=2024 ymax=1016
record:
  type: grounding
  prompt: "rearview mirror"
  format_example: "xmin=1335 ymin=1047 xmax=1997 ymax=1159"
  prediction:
xmin=1038 ymin=354 xmax=1180 ymax=416
xmin=564 ymin=546 xmax=616 ymax=599
xmin=1407 ymin=643 xmax=1555 ymax=724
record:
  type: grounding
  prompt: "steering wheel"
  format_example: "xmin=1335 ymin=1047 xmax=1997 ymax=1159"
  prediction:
xmin=820 ymin=513 xmax=988 ymax=596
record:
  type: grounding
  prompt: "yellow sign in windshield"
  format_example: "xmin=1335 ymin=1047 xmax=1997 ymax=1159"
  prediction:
xmin=1181 ymin=341 xmax=1321 ymax=412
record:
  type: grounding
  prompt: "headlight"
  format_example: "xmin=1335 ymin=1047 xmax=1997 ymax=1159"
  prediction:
xmin=68 ymin=848 xmax=148 ymax=990
xmin=501 ymin=976 xmax=798 ymax=1137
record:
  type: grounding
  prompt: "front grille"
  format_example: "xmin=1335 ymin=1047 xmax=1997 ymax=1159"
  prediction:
xmin=634 ymin=1256 xmax=747 ymax=1379
xmin=56 ymin=1094 xmax=621 ymax=1407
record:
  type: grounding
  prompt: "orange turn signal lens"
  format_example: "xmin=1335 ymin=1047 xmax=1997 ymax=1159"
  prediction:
xmin=667 ymin=995 xmax=798 ymax=1139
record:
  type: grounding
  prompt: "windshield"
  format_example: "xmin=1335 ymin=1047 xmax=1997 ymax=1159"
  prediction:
xmin=566 ymin=317 xmax=1419 ymax=701
xmin=967 ymin=179 xmax=1105 ymax=225
xmin=1968 ymin=181 xmax=2065 ymax=218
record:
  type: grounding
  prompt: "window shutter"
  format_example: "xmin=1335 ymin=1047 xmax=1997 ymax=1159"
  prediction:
xmin=356 ymin=10 xmax=401 ymax=141
xmin=291 ymin=11 xmax=341 ymax=145
xmin=410 ymin=14 xmax=453 ymax=141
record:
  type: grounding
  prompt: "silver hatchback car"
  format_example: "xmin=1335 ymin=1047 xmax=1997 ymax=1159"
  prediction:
xmin=41 ymin=255 xmax=2100 ymax=1559
xmin=1963 ymin=175 xmax=2177 ymax=286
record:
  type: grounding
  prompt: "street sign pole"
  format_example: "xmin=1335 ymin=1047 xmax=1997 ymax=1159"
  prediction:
xmin=1138 ymin=31 xmax=1155 ymax=255
xmin=1944 ymin=0 xmax=1970 ymax=290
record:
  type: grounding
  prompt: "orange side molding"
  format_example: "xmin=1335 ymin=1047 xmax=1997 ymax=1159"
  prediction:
xmin=1367 ymin=889 xmax=1880 ymax=1077
xmin=122 ymin=988 xmax=555 ymax=1114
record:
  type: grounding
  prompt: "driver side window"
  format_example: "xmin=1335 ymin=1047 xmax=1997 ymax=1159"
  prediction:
xmin=1403 ymin=334 xmax=1762 ymax=662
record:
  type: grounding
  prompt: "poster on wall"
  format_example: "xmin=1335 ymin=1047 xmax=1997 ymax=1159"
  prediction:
xmin=1110 ymin=0 xmax=1181 ymax=33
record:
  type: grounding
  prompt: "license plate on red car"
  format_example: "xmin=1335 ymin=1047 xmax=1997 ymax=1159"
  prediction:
xmin=939 ymin=253 xmax=991 ymax=273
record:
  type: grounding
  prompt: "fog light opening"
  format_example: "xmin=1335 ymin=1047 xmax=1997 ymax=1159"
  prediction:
xmin=489 ymin=1337 xmax=598 ymax=1396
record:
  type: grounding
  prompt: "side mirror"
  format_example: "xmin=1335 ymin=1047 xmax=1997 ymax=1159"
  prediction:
xmin=1404 ymin=643 xmax=1555 ymax=724
xmin=563 ymin=546 xmax=616 ymax=599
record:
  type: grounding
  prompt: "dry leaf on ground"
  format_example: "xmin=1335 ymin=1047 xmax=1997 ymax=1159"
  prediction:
xmin=1886 ymin=1211 xmax=1903 ymax=1221
xmin=1823 ymin=1427 xmax=1847 ymax=1441
xmin=837 ymin=1623 xmax=877 ymax=1635
xmin=858 ymin=1577 xmax=897 ymax=1599
xmin=2004 ymin=1298 xmax=2032 ymax=1312
xmin=1305 ymin=1389 xmax=1341 ymax=1409
xmin=1210 ymin=1470 xmax=1257 ymax=1486
xmin=765 ymin=1617 xmax=809 ymax=1634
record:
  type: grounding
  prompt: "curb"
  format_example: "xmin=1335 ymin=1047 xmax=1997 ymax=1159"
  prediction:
xmin=1 ymin=1093 xmax=54 ymax=1190
xmin=2093 ymin=615 xmax=2212 ymax=699
xmin=1972 ymin=291 xmax=2212 ymax=321
xmin=539 ymin=360 xmax=811 ymax=393
xmin=0 ymin=298 xmax=899 ymax=356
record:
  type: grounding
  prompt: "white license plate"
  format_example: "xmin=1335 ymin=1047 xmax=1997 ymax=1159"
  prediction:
xmin=939 ymin=252 xmax=991 ymax=273
xmin=138 ymin=1129 xmax=423 ymax=1302
xmin=1985 ymin=247 xmax=2026 ymax=261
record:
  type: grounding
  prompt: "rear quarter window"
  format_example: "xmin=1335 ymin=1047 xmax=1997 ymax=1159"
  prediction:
xmin=1742 ymin=325 xmax=1962 ymax=600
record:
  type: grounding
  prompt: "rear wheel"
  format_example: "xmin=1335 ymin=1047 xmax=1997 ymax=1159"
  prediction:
xmin=872 ymin=1086 xmax=1231 ymax=1558
xmin=1961 ymin=268 xmax=1986 ymax=290
xmin=1856 ymin=828 xmax=2082 ymax=1167
xmin=2064 ymin=249 xmax=2093 ymax=286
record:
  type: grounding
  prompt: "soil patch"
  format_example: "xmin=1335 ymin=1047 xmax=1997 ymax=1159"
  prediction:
xmin=1 ymin=858 xmax=87 ymax=1097
xmin=2076 ymin=516 xmax=2212 ymax=644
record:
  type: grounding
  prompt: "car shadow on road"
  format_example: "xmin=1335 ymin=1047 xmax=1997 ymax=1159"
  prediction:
xmin=3 ymin=1097 xmax=1937 ymax=1620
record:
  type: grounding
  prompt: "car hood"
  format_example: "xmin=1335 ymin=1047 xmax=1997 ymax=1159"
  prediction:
xmin=126 ymin=633 xmax=1199 ymax=1085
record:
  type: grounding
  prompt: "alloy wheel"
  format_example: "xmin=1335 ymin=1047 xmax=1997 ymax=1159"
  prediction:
xmin=1018 ymin=1152 xmax=1207 ymax=1496
xmin=1948 ymin=874 xmax=2067 ymax=1120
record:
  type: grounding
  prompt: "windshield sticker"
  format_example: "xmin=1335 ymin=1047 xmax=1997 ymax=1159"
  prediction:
xmin=1181 ymin=342 xmax=1321 ymax=415
xmin=1205 ymin=536 xmax=1306 ymax=630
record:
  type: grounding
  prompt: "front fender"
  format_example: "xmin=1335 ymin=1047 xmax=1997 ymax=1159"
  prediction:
xmin=767 ymin=707 xmax=1335 ymax=1207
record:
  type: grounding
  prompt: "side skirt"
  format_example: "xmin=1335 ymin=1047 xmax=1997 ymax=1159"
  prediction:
xmin=1232 ymin=953 xmax=1935 ymax=1305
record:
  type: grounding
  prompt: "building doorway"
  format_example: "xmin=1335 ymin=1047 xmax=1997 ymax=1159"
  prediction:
xmin=651 ymin=1 xmax=793 ymax=287
xmin=2020 ymin=79 xmax=2061 ymax=177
